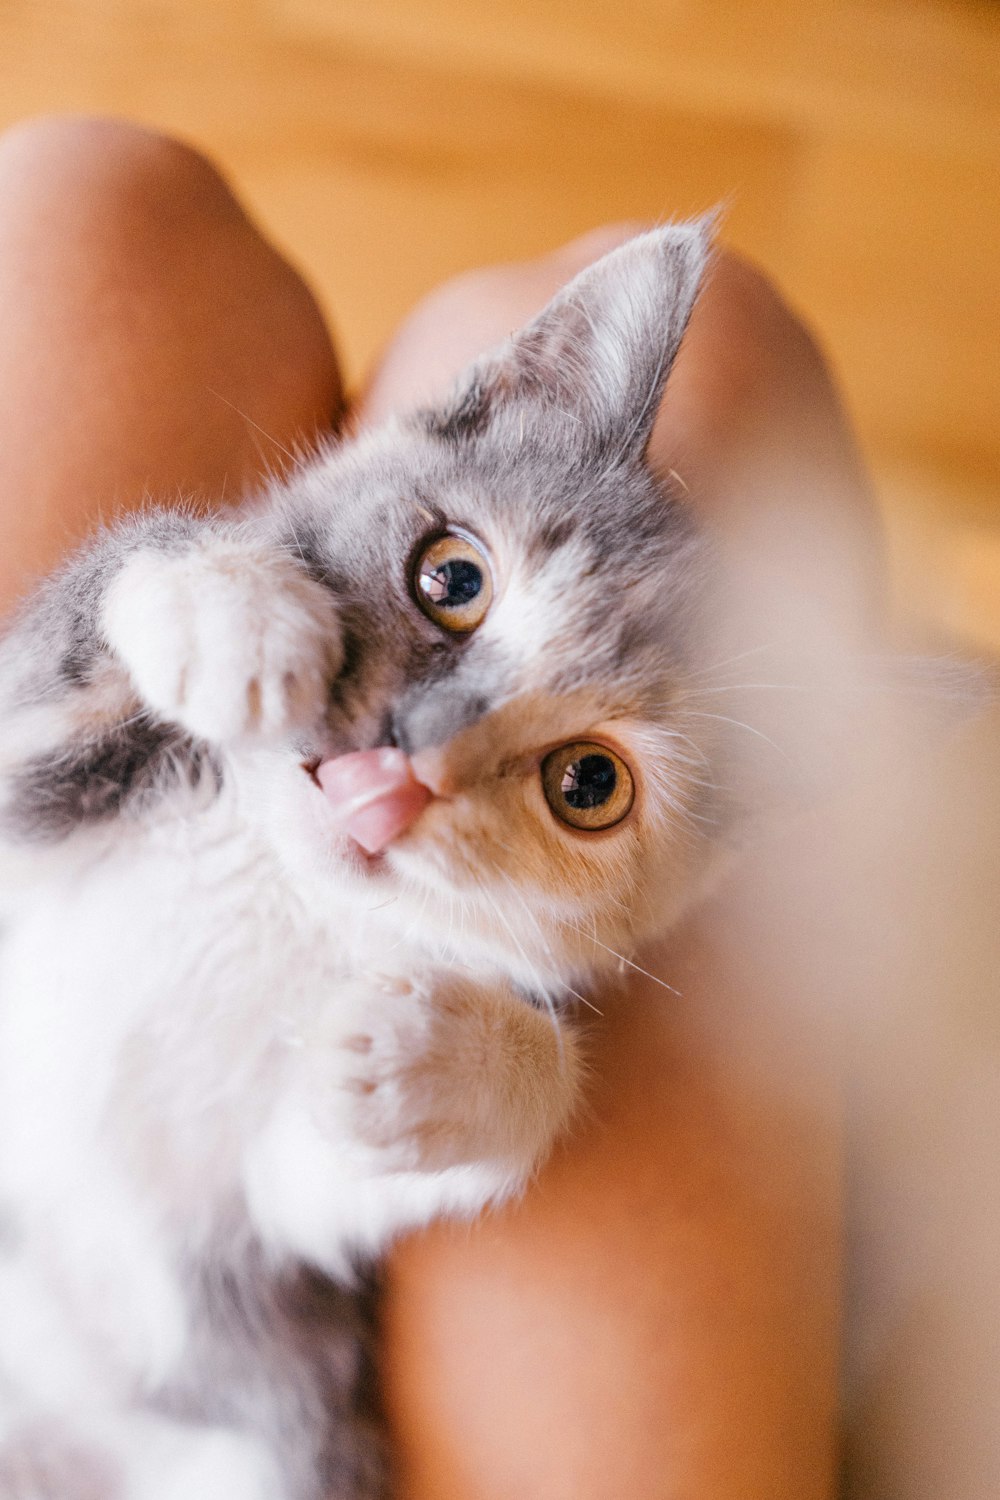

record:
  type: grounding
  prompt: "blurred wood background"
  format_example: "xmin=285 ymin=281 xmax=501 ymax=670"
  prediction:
xmin=2 ymin=0 xmax=998 ymax=642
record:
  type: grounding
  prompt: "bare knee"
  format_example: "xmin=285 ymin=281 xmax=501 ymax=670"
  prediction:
xmin=0 ymin=117 xmax=302 ymax=349
xmin=0 ymin=113 xmax=340 ymax=463
xmin=0 ymin=116 xmax=242 ymax=245
xmin=0 ymin=117 xmax=341 ymax=604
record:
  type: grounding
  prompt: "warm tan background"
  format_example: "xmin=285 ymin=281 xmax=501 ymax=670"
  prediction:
xmin=2 ymin=0 xmax=998 ymax=642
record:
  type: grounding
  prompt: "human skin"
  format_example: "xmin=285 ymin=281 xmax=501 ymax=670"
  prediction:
xmin=0 ymin=116 xmax=342 ymax=609
xmin=0 ymin=116 xmax=863 ymax=1498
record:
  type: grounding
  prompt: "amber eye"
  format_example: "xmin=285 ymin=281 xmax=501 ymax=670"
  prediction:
xmin=541 ymin=742 xmax=635 ymax=831
xmin=413 ymin=533 xmax=493 ymax=633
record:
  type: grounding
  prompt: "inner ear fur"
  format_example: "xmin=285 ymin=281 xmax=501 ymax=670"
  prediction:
xmin=422 ymin=220 xmax=713 ymax=460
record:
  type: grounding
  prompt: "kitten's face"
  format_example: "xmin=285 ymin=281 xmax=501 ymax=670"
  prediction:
xmin=260 ymin=225 xmax=717 ymax=986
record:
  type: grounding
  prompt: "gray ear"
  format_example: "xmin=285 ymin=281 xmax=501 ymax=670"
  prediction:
xmin=424 ymin=221 xmax=711 ymax=461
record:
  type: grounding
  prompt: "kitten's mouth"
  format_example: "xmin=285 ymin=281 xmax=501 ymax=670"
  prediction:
xmin=304 ymin=747 xmax=433 ymax=857
xmin=339 ymin=837 xmax=389 ymax=879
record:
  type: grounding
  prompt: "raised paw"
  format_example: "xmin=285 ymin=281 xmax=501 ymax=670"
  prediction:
xmin=100 ymin=540 xmax=342 ymax=744
xmin=312 ymin=973 xmax=583 ymax=1179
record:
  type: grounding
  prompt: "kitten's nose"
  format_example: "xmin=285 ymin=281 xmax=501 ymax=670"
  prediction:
xmin=409 ymin=747 xmax=458 ymax=798
xmin=391 ymin=688 xmax=490 ymax=756
xmin=315 ymin=748 xmax=432 ymax=854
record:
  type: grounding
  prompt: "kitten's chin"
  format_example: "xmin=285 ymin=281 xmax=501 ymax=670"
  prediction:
xmin=336 ymin=838 xmax=389 ymax=880
xmin=245 ymin=755 xmax=405 ymax=899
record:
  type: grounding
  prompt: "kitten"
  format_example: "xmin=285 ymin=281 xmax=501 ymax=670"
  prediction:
xmin=0 ymin=223 xmax=714 ymax=1499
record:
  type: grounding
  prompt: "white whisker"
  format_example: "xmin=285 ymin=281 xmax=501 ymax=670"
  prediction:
xmin=555 ymin=916 xmax=682 ymax=997
xmin=683 ymin=710 xmax=792 ymax=765
xmin=494 ymin=871 xmax=604 ymax=1017
xmin=685 ymin=644 xmax=778 ymax=681
xmin=206 ymin=387 xmax=297 ymax=465
xmin=472 ymin=873 xmax=566 ymax=1057
xmin=686 ymin=682 xmax=813 ymax=697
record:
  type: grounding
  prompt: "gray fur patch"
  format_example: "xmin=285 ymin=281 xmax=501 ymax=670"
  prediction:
xmin=157 ymin=1246 xmax=387 ymax=1500
xmin=7 ymin=721 xmax=218 ymax=842
xmin=422 ymin=378 xmax=493 ymax=444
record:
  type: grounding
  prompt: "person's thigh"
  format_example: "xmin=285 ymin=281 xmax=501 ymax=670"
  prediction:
xmin=0 ymin=115 xmax=341 ymax=612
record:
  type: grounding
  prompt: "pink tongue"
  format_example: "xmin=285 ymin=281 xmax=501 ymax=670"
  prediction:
xmin=315 ymin=747 xmax=431 ymax=855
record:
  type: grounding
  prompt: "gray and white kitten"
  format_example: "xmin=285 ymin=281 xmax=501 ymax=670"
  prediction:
xmin=0 ymin=225 xmax=715 ymax=1499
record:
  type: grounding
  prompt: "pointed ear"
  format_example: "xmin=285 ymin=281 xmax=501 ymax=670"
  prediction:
xmin=424 ymin=220 xmax=712 ymax=460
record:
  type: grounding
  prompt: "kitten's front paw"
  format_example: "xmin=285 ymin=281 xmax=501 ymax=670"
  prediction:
xmin=101 ymin=540 xmax=341 ymax=743
xmin=314 ymin=974 xmax=583 ymax=1180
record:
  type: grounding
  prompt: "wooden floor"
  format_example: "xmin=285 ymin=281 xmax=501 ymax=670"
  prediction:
xmin=2 ymin=0 xmax=998 ymax=641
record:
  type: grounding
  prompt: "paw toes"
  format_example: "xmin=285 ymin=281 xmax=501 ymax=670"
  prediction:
xmin=344 ymin=1077 xmax=379 ymax=1097
xmin=101 ymin=544 xmax=340 ymax=744
xmin=244 ymin=677 xmax=263 ymax=729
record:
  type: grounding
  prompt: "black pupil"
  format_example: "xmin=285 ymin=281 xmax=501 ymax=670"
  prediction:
xmin=421 ymin=558 xmax=482 ymax=609
xmin=561 ymin=755 xmax=616 ymax=810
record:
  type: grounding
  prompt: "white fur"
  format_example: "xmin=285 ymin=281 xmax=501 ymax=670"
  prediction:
xmin=0 ymin=549 xmax=584 ymax=1497
xmin=101 ymin=541 xmax=342 ymax=744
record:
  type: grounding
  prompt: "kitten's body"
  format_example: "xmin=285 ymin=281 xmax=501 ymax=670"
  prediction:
xmin=0 ymin=226 xmax=715 ymax=1498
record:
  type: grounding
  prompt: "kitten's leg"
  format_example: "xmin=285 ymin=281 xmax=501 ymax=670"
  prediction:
xmin=245 ymin=975 xmax=583 ymax=1263
xmin=322 ymin=974 xmax=584 ymax=1180
xmin=98 ymin=528 xmax=342 ymax=745
xmin=0 ymin=515 xmax=341 ymax=848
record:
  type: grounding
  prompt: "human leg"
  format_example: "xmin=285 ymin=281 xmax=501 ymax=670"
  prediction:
xmin=0 ymin=115 xmax=341 ymax=613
